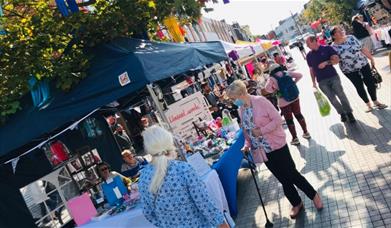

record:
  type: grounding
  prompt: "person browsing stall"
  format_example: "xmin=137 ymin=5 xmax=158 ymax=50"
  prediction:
xmin=138 ymin=125 xmax=228 ymax=228
xmin=226 ymin=80 xmax=323 ymax=219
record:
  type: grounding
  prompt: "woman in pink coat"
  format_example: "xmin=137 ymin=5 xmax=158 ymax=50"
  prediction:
xmin=226 ymin=80 xmax=323 ymax=219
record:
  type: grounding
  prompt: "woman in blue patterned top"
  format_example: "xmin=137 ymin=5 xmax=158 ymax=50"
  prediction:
xmin=139 ymin=125 xmax=227 ymax=228
xmin=331 ymin=26 xmax=387 ymax=112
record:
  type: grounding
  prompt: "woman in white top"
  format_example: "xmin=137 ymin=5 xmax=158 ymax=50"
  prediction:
xmin=331 ymin=26 xmax=387 ymax=112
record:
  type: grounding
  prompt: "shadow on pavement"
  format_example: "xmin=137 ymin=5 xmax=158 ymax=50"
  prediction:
xmin=329 ymin=117 xmax=391 ymax=153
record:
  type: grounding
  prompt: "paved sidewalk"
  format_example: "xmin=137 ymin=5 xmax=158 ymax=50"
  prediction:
xmin=235 ymin=49 xmax=391 ymax=228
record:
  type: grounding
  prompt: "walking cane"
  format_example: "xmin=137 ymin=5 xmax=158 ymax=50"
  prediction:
xmin=243 ymin=152 xmax=273 ymax=227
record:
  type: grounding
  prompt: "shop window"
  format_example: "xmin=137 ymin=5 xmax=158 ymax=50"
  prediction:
xmin=20 ymin=147 xmax=103 ymax=227
xmin=20 ymin=168 xmax=79 ymax=228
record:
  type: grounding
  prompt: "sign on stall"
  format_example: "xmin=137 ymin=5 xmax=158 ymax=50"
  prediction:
xmin=164 ymin=92 xmax=212 ymax=140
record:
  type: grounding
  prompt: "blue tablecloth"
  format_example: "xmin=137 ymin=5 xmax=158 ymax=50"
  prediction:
xmin=212 ymin=130 xmax=244 ymax=218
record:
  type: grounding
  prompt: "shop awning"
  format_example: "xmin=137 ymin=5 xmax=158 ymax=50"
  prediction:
xmin=0 ymin=38 xmax=227 ymax=161
xmin=221 ymin=40 xmax=265 ymax=60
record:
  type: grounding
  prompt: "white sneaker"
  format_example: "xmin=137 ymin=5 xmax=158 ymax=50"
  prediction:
xmin=303 ymin=132 xmax=311 ymax=139
xmin=290 ymin=138 xmax=300 ymax=145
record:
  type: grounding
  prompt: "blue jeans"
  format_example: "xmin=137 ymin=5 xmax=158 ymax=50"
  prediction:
xmin=318 ymin=76 xmax=352 ymax=115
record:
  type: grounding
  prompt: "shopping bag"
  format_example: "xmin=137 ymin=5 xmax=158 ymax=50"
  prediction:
xmin=314 ymin=89 xmax=331 ymax=117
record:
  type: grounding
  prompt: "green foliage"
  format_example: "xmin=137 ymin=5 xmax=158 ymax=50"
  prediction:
xmin=0 ymin=0 xmax=203 ymax=123
xmin=302 ymin=0 xmax=356 ymax=26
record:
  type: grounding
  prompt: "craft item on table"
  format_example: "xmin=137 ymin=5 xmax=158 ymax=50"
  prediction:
xmin=102 ymin=176 xmax=128 ymax=206
xmin=208 ymin=120 xmax=220 ymax=132
xmin=187 ymin=152 xmax=211 ymax=177
xmin=215 ymin=117 xmax=223 ymax=128
xmin=222 ymin=109 xmax=233 ymax=126
xmin=67 ymin=193 xmax=97 ymax=226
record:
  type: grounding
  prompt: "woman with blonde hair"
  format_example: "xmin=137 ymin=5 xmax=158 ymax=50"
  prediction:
xmin=138 ymin=125 xmax=227 ymax=228
xmin=226 ymin=80 xmax=323 ymax=219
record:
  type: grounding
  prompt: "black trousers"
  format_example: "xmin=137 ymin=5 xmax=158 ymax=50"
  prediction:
xmin=265 ymin=145 xmax=317 ymax=207
xmin=344 ymin=64 xmax=377 ymax=103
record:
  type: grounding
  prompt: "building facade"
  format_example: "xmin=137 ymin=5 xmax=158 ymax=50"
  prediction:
xmin=184 ymin=17 xmax=242 ymax=43
xmin=274 ymin=13 xmax=312 ymax=42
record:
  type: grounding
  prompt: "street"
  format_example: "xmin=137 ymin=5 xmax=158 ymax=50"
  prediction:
xmin=235 ymin=47 xmax=391 ymax=228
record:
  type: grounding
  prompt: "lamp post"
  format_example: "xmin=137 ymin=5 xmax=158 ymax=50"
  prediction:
xmin=290 ymin=10 xmax=304 ymax=38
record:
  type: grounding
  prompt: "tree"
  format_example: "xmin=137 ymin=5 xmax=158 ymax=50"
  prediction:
xmin=302 ymin=0 xmax=356 ymax=26
xmin=0 ymin=0 xmax=206 ymax=123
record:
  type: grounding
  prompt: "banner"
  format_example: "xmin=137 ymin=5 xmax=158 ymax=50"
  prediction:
xmin=163 ymin=16 xmax=185 ymax=43
xmin=164 ymin=92 xmax=212 ymax=140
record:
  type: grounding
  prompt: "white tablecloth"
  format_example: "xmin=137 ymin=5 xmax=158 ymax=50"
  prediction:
xmin=81 ymin=169 xmax=231 ymax=228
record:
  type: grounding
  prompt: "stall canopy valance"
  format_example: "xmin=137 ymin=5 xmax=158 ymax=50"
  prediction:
xmin=221 ymin=40 xmax=264 ymax=60
xmin=0 ymin=38 xmax=227 ymax=161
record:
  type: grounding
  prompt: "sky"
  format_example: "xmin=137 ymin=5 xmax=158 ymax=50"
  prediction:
xmin=204 ymin=0 xmax=310 ymax=35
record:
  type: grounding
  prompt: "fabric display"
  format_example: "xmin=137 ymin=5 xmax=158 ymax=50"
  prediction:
xmin=163 ymin=16 xmax=185 ymax=43
xmin=47 ymin=140 xmax=70 ymax=166
xmin=367 ymin=3 xmax=390 ymax=25
xmin=0 ymin=5 xmax=5 ymax=35
xmin=28 ymin=75 xmax=51 ymax=109
xmin=55 ymin=0 xmax=79 ymax=17
xmin=82 ymin=117 xmax=103 ymax=138
xmin=228 ymin=50 xmax=240 ymax=61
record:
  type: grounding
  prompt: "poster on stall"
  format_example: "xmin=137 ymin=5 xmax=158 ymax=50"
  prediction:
xmin=164 ymin=91 xmax=212 ymax=140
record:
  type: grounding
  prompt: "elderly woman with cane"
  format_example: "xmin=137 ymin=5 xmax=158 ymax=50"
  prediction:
xmin=226 ymin=80 xmax=323 ymax=218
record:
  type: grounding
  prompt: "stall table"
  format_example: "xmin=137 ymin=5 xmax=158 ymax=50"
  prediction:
xmin=81 ymin=169 xmax=230 ymax=227
xmin=212 ymin=130 xmax=245 ymax=218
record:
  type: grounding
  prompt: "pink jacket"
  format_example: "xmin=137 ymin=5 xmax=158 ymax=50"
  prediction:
xmin=265 ymin=71 xmax=302 ymax=108
xmin=239 ymin=95 xmax=286 ymax=164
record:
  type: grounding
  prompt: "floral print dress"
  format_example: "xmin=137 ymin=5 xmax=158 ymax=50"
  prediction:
xmin=139 ymin=160 xmax=224 ymax=228
xmin=242 ymin=107 xmax=272 ymax=154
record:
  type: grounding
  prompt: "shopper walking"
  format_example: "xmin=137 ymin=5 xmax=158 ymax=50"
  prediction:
xmin=139 ymin=125 xmax=228 ymax=228
xmin=352 ymin=14 xmax=374 ymax=53
xmin=297 ymin=41 xmax=307 ymax=60
xmin=265 ymin=64 xmax=311 ymax=145
xmin=226 ymin=80 xmax=323 ymax=219
xmin=331 ymin=26 xmax=387 ymax=112
xmin=306 ymin=35 xmax=356 ymax=123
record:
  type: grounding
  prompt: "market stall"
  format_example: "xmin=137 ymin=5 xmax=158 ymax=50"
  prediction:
xmin=212 ymin=130 xmax=245 ymax=218
xmin=80 ymin=169 xmax=229 ymax=227
xmin=0 ymin=38 xmax=229 ymax=228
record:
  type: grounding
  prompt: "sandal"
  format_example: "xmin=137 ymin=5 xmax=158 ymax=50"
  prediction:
xmin=375 ymin=103 xmax=388 ymax=110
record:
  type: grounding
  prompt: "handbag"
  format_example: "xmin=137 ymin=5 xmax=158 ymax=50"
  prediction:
xmin=371 ymin=67 xmax=382 ymax=88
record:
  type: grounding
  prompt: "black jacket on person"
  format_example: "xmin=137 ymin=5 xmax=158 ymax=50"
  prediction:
xmin=352 ymin=20 xmax=370 ymax=39
xmin=115 ymin=132 xmax=132 ymax=151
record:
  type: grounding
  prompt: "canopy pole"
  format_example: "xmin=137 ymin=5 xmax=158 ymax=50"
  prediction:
xmin=146 ymin=84 xmax=186 ymax=160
